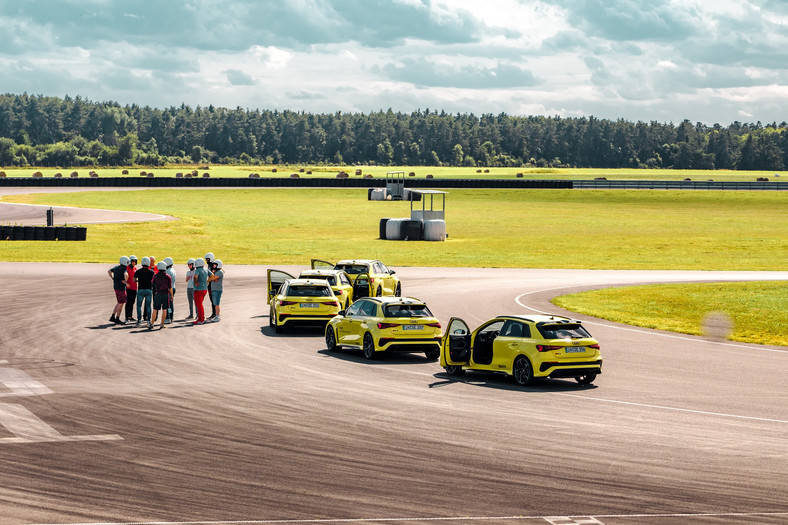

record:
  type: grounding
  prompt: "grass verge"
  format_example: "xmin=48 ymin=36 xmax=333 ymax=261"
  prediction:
xmin=552 ymin=281 xmax=788 ymax=346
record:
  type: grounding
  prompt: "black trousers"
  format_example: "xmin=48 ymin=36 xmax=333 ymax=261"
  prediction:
xmin=125 ymin=289 xmax=137 ymax=319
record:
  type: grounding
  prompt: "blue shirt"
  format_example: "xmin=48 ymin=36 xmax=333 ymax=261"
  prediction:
xmin=194 ymin=267 xmax=209 ymax=291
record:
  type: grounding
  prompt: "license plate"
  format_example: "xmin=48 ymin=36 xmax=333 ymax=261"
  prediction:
xmin=300 ymin=303 xmax=320 ymax=308
xmin=565 ymin=346 xmax=586 ymax=353
xmin=403 ymin=325 xmax=423 ymax=331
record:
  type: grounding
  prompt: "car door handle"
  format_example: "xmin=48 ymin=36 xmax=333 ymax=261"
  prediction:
xmin=509 ymin=343 xmax=519 ymax=348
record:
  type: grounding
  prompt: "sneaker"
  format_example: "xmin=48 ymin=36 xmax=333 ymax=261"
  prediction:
xmin=185 ymin=315 xmax=193 ymax=320
xmin=193 ymin=320 xmax=204 ymax=325
xmin=160 ymin=325 xmax=166 ymax=329
xmin=113 ymin=317 xmax=125 ymax=325
xmin=127 ymin=317 xmax=136 ymax=322
xmin=211 ymin=316 xmax=221 ymax=323
xmin=109 ymin=315 xmax=117 ymax=323
xmin=147 ymin=322 xmax=153 ymax=330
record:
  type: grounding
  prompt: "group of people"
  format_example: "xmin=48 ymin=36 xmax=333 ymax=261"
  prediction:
xmin=108 ymin=252 xmax=225 ymax=329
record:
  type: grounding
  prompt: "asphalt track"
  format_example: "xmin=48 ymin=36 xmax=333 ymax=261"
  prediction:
xmin=0 ymin=190 xmax=787 ymax=525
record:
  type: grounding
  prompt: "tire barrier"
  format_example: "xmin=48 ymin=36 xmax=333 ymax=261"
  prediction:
xmin=423 ymin=219 xmax=446 ymax=241
xmin=0 ymin=226 xmax=86 ymax=241
xmin=400 ymin=219 xmax=424 ymax=241
xmin=379 ymin=218 xmax=390 ymax=240
xmin=370 ymin=188 xmax=387 ymax=201
xmin=385 ymin=218 xmax=407 ymax=240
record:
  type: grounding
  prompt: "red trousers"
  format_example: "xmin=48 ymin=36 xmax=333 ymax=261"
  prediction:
xmin=194 ymin=289 xmax=208 ymax=322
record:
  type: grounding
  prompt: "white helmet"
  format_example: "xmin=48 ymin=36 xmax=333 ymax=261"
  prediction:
xmin=195 ymin=258 xmax=205 ymax=268
xmin=157 ymin=261 xmax=167 ymax=271
xmin=119 ymin=256 xmax=130 ymax=265
xmin=187 ymin=258 xmax=195 ymax=265
xmin=141 ymin=257 xmax=151 ymax=267
xmin=214 ymin=259 xmax=223 ymax=269
xmin=163 ymin=257 xmax=174 ymax=267
xmin=129 ymin=255 xmax=138 ymax=262
xmin=205 ymin=252 xmax=215 ymax=261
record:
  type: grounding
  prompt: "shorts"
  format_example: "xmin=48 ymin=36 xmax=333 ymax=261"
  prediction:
xmin=114 ymin=289 xmax=127 ymax=303
xmin=153 ymin=293 xmax=169 ymax=311
xmin=211 ymin=290 xmax=223 ymax=305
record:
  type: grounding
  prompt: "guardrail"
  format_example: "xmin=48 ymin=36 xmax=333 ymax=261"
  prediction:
xmin=0 ymin=177 xmax=785 ymax=190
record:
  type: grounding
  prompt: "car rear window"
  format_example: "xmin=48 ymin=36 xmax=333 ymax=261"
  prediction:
xmin=336 ymin=264 xmax=368 ymax=275
xmin=301 ymin=274 xmax=337 ymax=286
xmin=383 ymin=304 xmax=433 ymax=318
xmin=287 ymin=285 xmax=332 ymax=297
xmin=537 ymin=323 xmax=591 ymax=340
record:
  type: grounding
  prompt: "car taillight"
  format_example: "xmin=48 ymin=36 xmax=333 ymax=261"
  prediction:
xmin=377 ymin=322 xmax=399 ymax=329
xmin=279 ymin=300 xmax=297 ymax=306
xmin=324 ymin=300 xmax=340 ymax=307
xmin=426 ymin=322 xmax=441 ymax=328
xmin=588 ymin=343 xmax=601 ymax=349
xmin=536 ymin=345 xmax=562 ymax=352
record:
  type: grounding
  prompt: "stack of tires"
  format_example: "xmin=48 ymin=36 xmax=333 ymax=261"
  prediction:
xmin=0 ymin=226 xmax=87 ymax=241
xmin=423 ymin=220 xmax=446 ymax=241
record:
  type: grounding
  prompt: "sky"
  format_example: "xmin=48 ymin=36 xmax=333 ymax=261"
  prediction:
xmin=1 ymin=0 xmax=787 ymax=125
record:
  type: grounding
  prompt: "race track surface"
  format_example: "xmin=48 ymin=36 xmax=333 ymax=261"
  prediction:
xmin=0 ymin=263 xmax=786 ymax=525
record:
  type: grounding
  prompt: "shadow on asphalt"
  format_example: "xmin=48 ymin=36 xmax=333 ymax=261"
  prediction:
xmin=317 ymin=348 xmax=438 ymax=366
xmin=429 ymin=370 xmax=599 ymax=392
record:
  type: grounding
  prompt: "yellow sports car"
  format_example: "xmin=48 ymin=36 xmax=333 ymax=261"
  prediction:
xmin=312 ymin=259 xmax=401 ymax=298
xmin=440 ymin=315 xmax=602 ymax=385
xmin=297 ymin=269 xmax=355 ymax=310
xmin=268 ymin=270 xmax=341 ymax=333
xmin=325 ymin=296 xmax=442 ymax=360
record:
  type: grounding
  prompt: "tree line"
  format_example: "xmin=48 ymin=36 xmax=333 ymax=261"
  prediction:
xmin=0 ymin=93 xmax=786 ymax=170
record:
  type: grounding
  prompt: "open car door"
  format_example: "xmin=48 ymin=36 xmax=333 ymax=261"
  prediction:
xmin=353 ymin=272 xmax=371 ymax=299
xmin=440 ymin=317 xmax=472 ymax=367
xmin=267 ymin=269 xmax=294 ymax=300
xmin=311 ymin=259 xmax=334 ymax=270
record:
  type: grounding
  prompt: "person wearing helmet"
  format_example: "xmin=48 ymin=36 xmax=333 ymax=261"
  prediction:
xmin=107 ymin=256 xmax=129 ymax=325
xmin=192 ymin=258 xmax=209 ymax=324
xmin=185 ymin=258 xmax=196 ymax=319
xmin=134 ymin=256 xmax=155 ymax=323
xmin=204 ymin=252 xmax=216 ymax=320
xmin=124 ymin=255 xmax=138 ymax=323
xmin=163 ymin=257 xmax=176 ymax=324
xmin=207 ymin=259 xmax=224 ymax=322
xmin=150 ymin=261 xmax=173 ymax=329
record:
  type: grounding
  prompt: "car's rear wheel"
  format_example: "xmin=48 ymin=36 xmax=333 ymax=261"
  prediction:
xmin=325 ymin=326 xmax=338 ymax=351
xmin=269 ymin=309 xmax=279 ymax=333
xmin=363 ymin=333 xmax=377 ymax=360
xmin=395 ymin=283 xmax=401 ymax=297
xmin=445 ymin=365 xmax=465 ymax=376
xmin=575 ymin=373 xmax=597 ymax=385
xmin=513 ymin=355 xmax=533 ymax=386
xmin=424 ymin=348 xmax=439 ymax=360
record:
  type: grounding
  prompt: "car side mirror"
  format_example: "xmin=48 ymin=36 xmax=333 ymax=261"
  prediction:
xmin=338 ymin=310 xmax=346 ymax=316
xmin=389 ymin=270 xmax=396 ymax=275
xmin=269 ymin=290 xmax=276 ymax=296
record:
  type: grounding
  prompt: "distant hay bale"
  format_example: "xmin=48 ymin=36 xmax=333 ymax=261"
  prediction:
xmin=299 ymin=168 xmax=305 ymax=172
xmin=684 ymin=178 xmax=691 ymax=181
xmin=32 ymin=171 xmax=43 ymax=178
xmin=199 ymin=166 xmax=210 ymax=170
xmin=516 ymin=173 xmax=524 ymax=178
xmin=484 ymin=169 xmax=490 ymax=173
xmin=202 ymin=173 xmax=210 ymax=178
xmin=249 ymin=173 xmax=260 ymax=178
xmin=336 ymin=171 xmax=349 ymax=179
xmin=756 ymin=177 xmax=769 ymax=181
xmin=271 ymin=168 xmax=277 ymax=173
xmin=122 ymin=169 xmax=129 ymax=175
xmin=364 ymin=174 xmax=373 ymax=179
xmin=594 ymin=177 xmax=607 ymax=180
xmin=355 ymin=169 xmax=362 ymax=175
xmin=408 ymin=172 xmax=415 ymax=177
xmin=70 ymin=171 xmax=78 ymax=177
xmin=191 ymin=170 xmax=198 ymax=176
xmin=90 ymin=172 xmax=98 ymax=178
xmin=476 ymin=169 xmax=482 ymax=173
xmin=147 ymin=172 xmax=154 ymax=178
xmin=290 ymin=173 xmax=299 ymax=178
xmin=306 ymin=170 xmax=312 ymax=174
xmin=184 ymin=173 xmax=192 ymax=178
xmin=54 ymin=172 xmax=62 ymax=178
xmin=0 ymin=171 xmax=5 ymax=177
xmin=140 ymin=171 xmax=147 ymax=176
xmin=426 ymin=174 xmax=433 ymax=179
xmin=176 ymin=172 xmax=183 ymax=178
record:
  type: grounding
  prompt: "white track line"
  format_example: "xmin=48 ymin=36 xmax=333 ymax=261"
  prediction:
xmin=514 ymin=287 xmax=788 ymax=354
xmin=26 ymin=511 xmax=788 ymax=525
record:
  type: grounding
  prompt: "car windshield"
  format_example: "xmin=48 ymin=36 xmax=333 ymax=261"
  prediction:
xmin=336 ymin=264 xmax=368 ymax=275
xmin=301 ymin=274 xmax=336 ymax=286
xmin=287 ymin=285 xmax=332 ymax=297
xmin=383 ymin=304 xmax=433 ymax=318
xmin=537 ymin=323 xmax=591 ymax=340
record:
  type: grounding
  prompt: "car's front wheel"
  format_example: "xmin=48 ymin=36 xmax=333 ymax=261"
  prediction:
xmin=445 ymin=365 xmax=465 ymax=376
xmin=424 ymin=348 xmax=439 ymax=360
xmin=575 ymin=373 xmax=597 ymax=385
xmin=269 ymin=309 xmax=279 ymax=333
xmin=363 ymin=333 xmax=377 ymax=360
xmin=325 ymin=326 xmax=338 ymax=351
xmin=513 ymin=355 xmax=533 ymax=386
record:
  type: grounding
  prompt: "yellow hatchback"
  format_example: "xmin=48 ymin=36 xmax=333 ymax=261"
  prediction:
xmin=268 ymin=270 xmax=341 ymax=333
xmin=325 ymin=296 xmax=442 ymax=360
xmin=440 ymin=315 xmax=602 ymax=385
xmin=311 ymin=259 xmax=401 ymax=298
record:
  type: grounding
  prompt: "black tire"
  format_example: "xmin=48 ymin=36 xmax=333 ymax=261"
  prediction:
xmin=395 ymin=283 xmax=401 ymax=297
xmin=513 ymin=355 xmax=533 ymax=386
xmin=424 ymin=348 xmax=440 ymax=360
xmin=575 ymin=373 xmax=597 ymax=385
xmin=375 ymin=286 xmax=382 ymax=297
xmin=363 ymin=333 xmax=377 ymax=360
xmin=325 ymin=326 xmax=338 ymax=351
xmin=444 ymin=365 xmax=465 ymax=376
xmin=269 ymin=309 xmax=279 ymax=333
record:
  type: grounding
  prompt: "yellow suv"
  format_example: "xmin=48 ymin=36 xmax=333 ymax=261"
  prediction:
xmin=268 ymin=270 xmax=341 ymax=333
xmin=312 ymin=259 xmax=401 ymax=298
xmin=440 ymin=315 xmax=602 ymax=385
xmin=325 ymin=296 xmax=442 ymax=360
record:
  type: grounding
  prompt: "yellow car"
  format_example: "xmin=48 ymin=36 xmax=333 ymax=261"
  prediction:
xmin=325 ymin=296 xmax=442 ymax=360
xmin=298 ymin=269 xmax=355 ymax=310
xmin=311 ymin=259 xmax=401 ymax=298
xmin=268 ymin=270 xmax=341 ymax=333
xmin=440 ymin=315 xmax=602 ymax=385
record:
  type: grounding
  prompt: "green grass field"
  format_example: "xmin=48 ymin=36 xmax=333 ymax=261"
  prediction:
xmin=0 ymin=165 xmax=784 ymax=181
xmin=553 ymin=281 xmax=787 ymax=346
